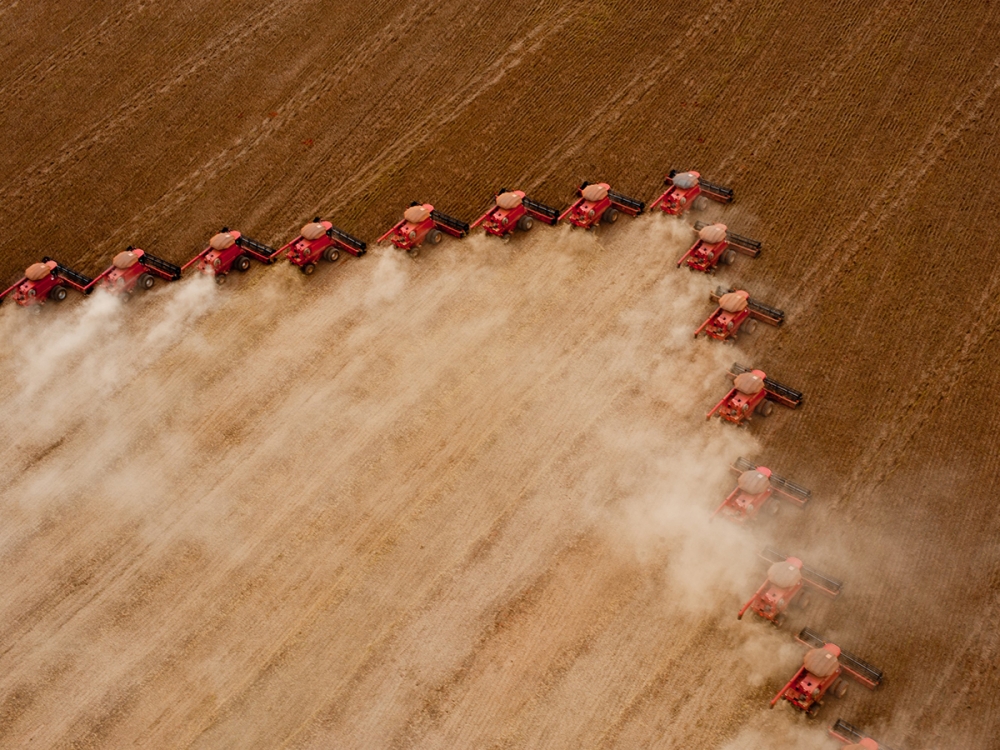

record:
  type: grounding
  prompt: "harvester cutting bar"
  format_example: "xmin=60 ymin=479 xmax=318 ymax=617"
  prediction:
xmin=830 ymin=719 xmax=896 ymax=750
xmin=431 ymin=209 xmax=470 ymax=237
xmin=142 ymin=251 xmax=182 ymax=280
xmin=732 ymin=457 xmax=811 ymax=503
xmin=797 ymin=628 xmax=883 ymax=688
xmin=522 ymin=197 xmax=561 ymax=225
xmin=711 ymin=286 xmax=785 ymax=326
xmin=607 ymin=189 xmax=645 ymax=215
xmin=761 ymin=547 xmax=843 ymax=596
xmin=52 ymin=261 xmax=95 ymax=292
xmin=236 ymin=235 xmax=280 ymax=262
xmin=329 ymin=226 xmax=367 ymax=255
xmin=694 ymin=221 xmax=760 ymax=256
xmin=699 ymin=178 xmax=734 ymax=203
xmin=731 ymin=362 xmax=803 ymax=408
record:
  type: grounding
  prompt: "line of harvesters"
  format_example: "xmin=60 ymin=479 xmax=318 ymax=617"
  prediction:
xmin=0 ymin=168 xmax=895 ymax=747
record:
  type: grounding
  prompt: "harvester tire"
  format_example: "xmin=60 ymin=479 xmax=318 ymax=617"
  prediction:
xmin=693 ymin=196 xmax=709 ymax=212
xmin=427 ymin=229 xmax=443 ymax=245
xmin=744 ymin=319 xmax=758 ymax=334
xmin=768 ymin=501 xmax=780 ymax=516
xmin=322 ymin=248 xmax=340 ymax=263
xmin=49 ymin=286 xmax=68 ymax=302
xmin=517 ymin=215 xmax=534 ymax=232
xmin=407 ymin=246 xmax=420 ymax=259
xmin=797 ymin=593 xmax=812 ymax=610
xmin=301 ymin=263 xmax=316 ymax=275
xmin=216 ymin=274 xmax=227 ymax=285
xmin=834 ymin=680 xmax=848 ymax=699
xmin=138 ymin=273 xmax=155 ymax=290
xmin=603 ymin=208 xmax=619 ymax=224
xmin=757 ymin=400 xmax=773 ymax=417
xmin=723 ymin=249 xmax=736 ymax=265
xmin=234 ymin=255 xmax=251 ymax=272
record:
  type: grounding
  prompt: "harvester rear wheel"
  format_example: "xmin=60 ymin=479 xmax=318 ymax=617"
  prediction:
xmin=743 ymin=319 xmax=758 ymax=334
xmin=301 ymin=263 xmax=316 ymax=275
xmin=138 ymin=273 xmax=155 ymax=290
xmin=517 ymin=215 xmax=534 ymax=232
xmin=723 ymin=249 xmax=736 ymax=265
xmin=234 ymin=255 xmax=251 ymax=272
xmin=322 ymin=248 xmax=340 ymax=263
xmin=603 ymin=208 xmax=619 ymax=224
xmin=215 ymin=274 xmax=227 ymax=285
xmin=407 ymin=246 xmax=420 ymax=259
xmin=49 ymin=286 xmax=68 ymax=302
xmin=756 ymin=400 xmax=773 ymax=417
xmin=427 ymin=229 xmax=443 ymax=245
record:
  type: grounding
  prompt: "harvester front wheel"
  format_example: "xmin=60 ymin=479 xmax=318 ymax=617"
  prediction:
xmin=517 ymin=215 xmax=534 ymax=232
xmin=138 ymin=273 xmax=155 ymax=291
xmin=301 ymin=263 xmax=316 ymax=275
xmin=234 ymin=255 xmax=251 ymax=272
xmin=603 ymin=208 xmax=619 ymax=224
xmin=756 ymin=400 xmax=773 ymax=417
xmin=427 ymin=229 xmax=443 ymax=245
xmin=49 ymin=286 xmax=68 ymax=302
xmin=322 ymin=248 xmax=340 ymax=263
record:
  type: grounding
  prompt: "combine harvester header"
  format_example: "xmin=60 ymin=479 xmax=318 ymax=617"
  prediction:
xmin=651 ymin=169 xmax=733 ymax=215
xmin=472 ymin=189 xmax=560 ymax=238
xmin=0 ymin=258 xmax=96 ymax=307
xmin=830 ymin=719 xmax=897 ymax=749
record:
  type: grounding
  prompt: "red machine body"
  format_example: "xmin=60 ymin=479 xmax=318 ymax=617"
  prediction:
xmin=182 ymin=228 xmax=280 ymax=283
xmin=559 ymin=182 xmax=645 ymax=230
xmin=695 ymin=287 xmax=784 ymax=341
xmin=738 ymin=548 xmax=842 ymax=625
xmin=830 ymin=719 xmax=892 ymax=750
xmin=0 ymin=258 xmax=96 ymax=307
xmin=677 ymin=222 xmax=761 ymax=273
xmin=713 ymin=457 xmax=811 ymax=524
xmin=378 ymin=203 xmax=470 ymax=257
xmin=650 ymin=170 xmax=734 ymax=215
xmin=95 ymin=248 xmax=182 ymax=297
xmin=278 ymin=218 xmax=367 ymax=275
xmin=706 ymin=363 xmax=803 ymax=425
xmin=771 ymin=629 xmax=882 ymax=716
xmin=471 ymin=190 xmax=561 ymax=237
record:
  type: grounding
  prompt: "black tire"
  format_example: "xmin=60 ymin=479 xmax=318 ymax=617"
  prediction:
xmin=834 ymin=680 xmax=848 ymax=699
xmin=322 ymin=248 xmax=340 ymax=263
xmin=603 ymin=207 xmax=619 ymax=224
xmin=49 ymin=286 xmax=68 ymax=302
xmin=757 ymin=400 xmax=773 ymax=417
xmin=723 ymin=249 xmax=736 ymax=265
xmin=138 ymin=273 xmax=155 ymax=290
xmin=517 ymin=214 xmax=534 ymax=232
xmin=743 ymin=319 xmax=758 ymax=335
xmin=216 ymin=274 xmax=227 ymax=285
xmin=407 ymin=246 xmax=420 ymax=259
xmin=693 ymin=196 xmax=709 ymax=212
xmin=426 ymin=229 xmax=443 ymax=245
xmin=234 ymin=255 xmax=251 ymax=272
xmin=301 ymin=263 xmax=316 ymax=275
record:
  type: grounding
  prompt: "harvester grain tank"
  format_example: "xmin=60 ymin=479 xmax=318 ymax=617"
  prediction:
xmin=379 ymin=202 xmax=469 ymax=257
xmin=472 ymin=189 xmax=561 ymax=237
xmin=651 ymin=169 xmax=733 ymax=215
xmin=0 ymin=258 xmax=96 ymax=307
xmin=695 ymin=286 xmax=784 ymax=341
xmin=559 ymin=182 xmax=644 ymax=229
xmin=706 ymin=363 xmax=803 ymax=424
xmin=279 ymin=218 xmax=367 ymax=274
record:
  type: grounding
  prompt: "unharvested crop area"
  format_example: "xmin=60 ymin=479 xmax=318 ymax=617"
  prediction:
xmin=1 ymin=2 xmax=999 ymax=748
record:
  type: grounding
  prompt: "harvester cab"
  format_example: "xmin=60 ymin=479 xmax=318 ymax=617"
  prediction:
xmin=677 ymin=222 xmax=761 ymax=273
xmin=279 ymin=217 xmax=367 ymax=275
xmin=771 ymin=628 xmax=883 ymax=716
xmin=471 ymin=189 xmax=561 ymax=237
xmin=650 ymin=169 xmax=733 ymax=215
xmin=738 ymin=548 xmax=842 ymax=625
xmin=182 ymin=228 xmax=280 ymax=283
xmin=378 ymin=202 xmax=470 ymax=257
xmin=0 ymin=257 xmax=96 ymax=307
xmin=95 ymin=247 xmax=182 ymax=297
xmin=830 ymin=719 xmax=894 ymax=750
xmin=559 ymin=181 xmax=644 ymax=230
xmin=712 ymin=456 xmax=811 ymax=523
xmin=695 ymin=286 xmax=784 ymax=341
xmin=706 ymin=362 xmax=803 ymax=425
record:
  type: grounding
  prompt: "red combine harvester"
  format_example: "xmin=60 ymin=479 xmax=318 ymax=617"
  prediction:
xmin=771 ymin=628 xmax=883 ymax=716
xmin=713 ymin=456 xmax=811 ymax=523
xmin=650 ymin=170 xmax=733 ymax=215
xmin=738 ymin=547 xmax=842 ymax=625
xmin=559 ymin=182 xmax=645 ymax=229
xmin=378 ymin=202 xmax=470 ymax=257
xmin=471 ymin=189 xmax=561 ymax=237
xmin=830 ymin=719 xmax=896 ymax=750
xmin=695 ymin=286 xmax=784 ymax=341
xmin=182 ymin=228 xmax=280 ymax=283
xmin=278 ymin=218 xmax=367 ymax=274
xmin=706 ymin=363 xmax=803 ymax=424
xmin=677 ymin=221 xmax=761 ymax=273
xmin=0 ymin=258 xmax=95 ymax=307
xmin=95 ymin=247 xmax=182 ymax=297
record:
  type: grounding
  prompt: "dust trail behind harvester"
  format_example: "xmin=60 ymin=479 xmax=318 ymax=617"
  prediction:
xmin=0 ymin=215 xmax=826 ymax=748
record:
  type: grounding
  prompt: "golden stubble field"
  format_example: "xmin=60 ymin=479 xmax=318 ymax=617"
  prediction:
xmin=2 ymin=2 xmax=999 ymax=748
